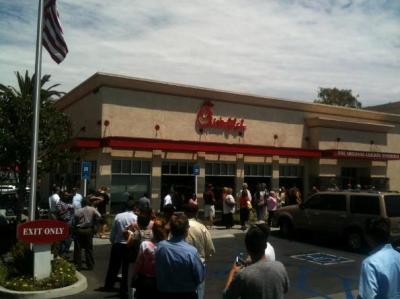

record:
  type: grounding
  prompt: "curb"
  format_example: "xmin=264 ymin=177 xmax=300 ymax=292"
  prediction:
xmin=0 ymin=271 xmax=87 ymax=299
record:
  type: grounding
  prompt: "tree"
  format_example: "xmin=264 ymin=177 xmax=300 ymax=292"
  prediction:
xmin=0 ymin=71 xmax=72 ymax=219
xmin=314 ymin=87 xmax=362 ymax=108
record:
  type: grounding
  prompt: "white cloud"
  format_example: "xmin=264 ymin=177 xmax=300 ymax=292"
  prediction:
xmin=0 ymin=0 xmax=399 ymax=106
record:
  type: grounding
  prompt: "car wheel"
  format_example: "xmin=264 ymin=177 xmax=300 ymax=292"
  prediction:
xmin=346 ymin=230 xmax=364 ymax=252
xmin=280 ymin=219 xmax=293 ymax=238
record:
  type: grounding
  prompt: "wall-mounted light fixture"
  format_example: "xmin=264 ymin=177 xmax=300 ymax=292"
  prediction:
xmin=336 ymin=137 xmax=341 ymax=142
xmin=104 ymin=120 xmax=110 ymax=127
xmin=273 ymin=134 xmax=278 ymax=140
xmin=155 ymin=124 xmax=160 ymax=131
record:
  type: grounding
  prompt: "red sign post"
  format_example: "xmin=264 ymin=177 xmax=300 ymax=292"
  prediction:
xmin=17 ymin=220 xmax=69 ymax=244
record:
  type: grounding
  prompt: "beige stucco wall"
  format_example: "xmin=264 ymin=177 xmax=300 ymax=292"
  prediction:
xmin=63 ymin=92 xmax=102 ymax=138
xmin=316 ymin=127 xmax=389 ymax=152
xmin=100 ymin=87 xmax=310 ymax=148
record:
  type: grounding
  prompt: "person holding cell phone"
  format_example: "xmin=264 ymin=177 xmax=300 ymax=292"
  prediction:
xmin=223 ymin=224 xmax=289 ymax=299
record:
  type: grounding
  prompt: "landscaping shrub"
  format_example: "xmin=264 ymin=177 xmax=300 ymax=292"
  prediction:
xmin=0 ymin=260 xmax=8 ymax=285
xmin=9 ymin=241 xmax=33 ymax=276
xmin=3 ymin=256 xmax=77 ymax=291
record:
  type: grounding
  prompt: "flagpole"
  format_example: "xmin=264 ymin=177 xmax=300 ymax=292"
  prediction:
xmin=29 ymin=0 xmax=44 ymax=221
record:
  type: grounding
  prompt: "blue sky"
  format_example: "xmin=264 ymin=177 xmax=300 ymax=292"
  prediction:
xmin=0 ymin=0 xmax=399 ymax=106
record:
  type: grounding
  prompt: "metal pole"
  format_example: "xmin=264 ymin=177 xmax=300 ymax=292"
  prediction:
xmin=195 ymin=175 xmax=198 ymax=198
xmin=29 ymin=0 xmax=44 ymax=221
xmin=83 ymin=178 xmax=87 ymax=198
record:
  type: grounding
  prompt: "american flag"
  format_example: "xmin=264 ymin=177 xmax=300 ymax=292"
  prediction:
xmin=42 ymin=0 xmax=68 ymax=64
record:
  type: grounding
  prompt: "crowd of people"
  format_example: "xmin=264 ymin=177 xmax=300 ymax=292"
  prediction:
xmin=46 ymin=182 xmax=400 ymax=299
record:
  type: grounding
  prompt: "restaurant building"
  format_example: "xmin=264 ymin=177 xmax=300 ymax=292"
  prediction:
xmin=55 ymin=73 xmax=400 ymax=210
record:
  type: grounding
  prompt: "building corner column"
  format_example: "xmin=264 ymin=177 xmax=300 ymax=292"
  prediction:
xmin=236 ymin=154 xmax=244 ymax=195
xmin=151 ymin=150 xmax=162 ymax=211
xmin=271 ymin=155 xmax=280 ymax=190
xmin=197 ymin=152 xmax=206 ymax=208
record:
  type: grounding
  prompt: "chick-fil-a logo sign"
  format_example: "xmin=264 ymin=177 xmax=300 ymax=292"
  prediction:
xmin=196 ymin=101 xmax=246 ymax=133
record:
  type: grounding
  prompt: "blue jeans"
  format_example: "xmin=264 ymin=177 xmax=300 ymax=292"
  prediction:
xmin=197 ymin=279 xmax=205 ymax=299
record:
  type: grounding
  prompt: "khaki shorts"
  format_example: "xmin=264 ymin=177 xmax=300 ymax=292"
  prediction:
xmin=204 ymin=205 xmax=215 ymax=218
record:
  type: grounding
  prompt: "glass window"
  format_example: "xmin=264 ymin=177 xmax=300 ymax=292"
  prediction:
xmin=170 ymin=162 xmax=179 ymax=174
xmin=162 ymin=162 xmax=170 ymax=174
xmin=221 ymin=163 xmax=228 ymax=175
xmin=111 ymin=175 xmax=150 ymax=204
xmin=188 ymin=163 xmax=194 ymax=175
xmin=142 ymin=161 xmax=151 ymax=174
xmin=264 ymin=165 xmax=272 ymax=176
xmin=350 ymin=195 xmax=380 ymax=215
xmin=132 ymin=160 xmax=141 ymax=174
xmin=205 ymin=163 xmax=212 ymax=175
xmin=212 ymin=163 xmax=220 ymax=175
xmin=112 ymin=160 xmax=121 ymax=174
xmin=228 ymin=164 xmax=235 ymax=176
xmin=384 ymin=195 xmax=400 ymax=217
xmin=244 ymin=164 xmax=251 ymax=176
xmin=205 ymin=163 xmax=235 ymax=176
xmin=179 ymin=162 xmax=187 ymax=174
xmin=121 ymin=160 xmax=131 ymax=174
xmin=90 ymin=161 xmax=97 ymax=175
xmin=244 ymin=164 xmax=271 ymax=177
xmin=72 ymin=162 xmax=80 ymax=175
xmin=280 ymin=165 xmax=303 ymax=177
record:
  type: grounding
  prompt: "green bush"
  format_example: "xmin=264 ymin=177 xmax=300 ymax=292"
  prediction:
xmin=9 ymin=241 xmax=33 ymax=276
xmin=0 ymin=260 xmax=8 ymax=285
xmin=3 ymin=257 xmax=77 ymax=291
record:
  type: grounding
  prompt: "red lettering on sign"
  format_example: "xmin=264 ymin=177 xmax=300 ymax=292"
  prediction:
xmin=196 ymin=101 xmax=246 ymax=133
xmin=17 ymin=220 xmax=69 ymax=244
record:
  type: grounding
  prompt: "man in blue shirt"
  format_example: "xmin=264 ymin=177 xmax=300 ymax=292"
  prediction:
xmin=358 ymin=218 xmax=400 ymax=299
xmin=156 ymin=213 xmax=205 ymax=299
xmin=101 ymin=199 xmax=137 ymax=297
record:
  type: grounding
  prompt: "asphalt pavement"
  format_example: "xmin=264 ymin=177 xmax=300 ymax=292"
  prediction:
xmin=66 ymin=225 xmax=364 ymax=299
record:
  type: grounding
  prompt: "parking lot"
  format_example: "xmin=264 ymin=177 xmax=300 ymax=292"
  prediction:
xmin=68 ymin=226 xmax=364 ymax=299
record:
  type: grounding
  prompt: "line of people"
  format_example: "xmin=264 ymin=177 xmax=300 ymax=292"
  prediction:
xmin=100 ymin=200 xmax=215 ymax=299
xmin=47 ymin=185 xmax=110 ymax=267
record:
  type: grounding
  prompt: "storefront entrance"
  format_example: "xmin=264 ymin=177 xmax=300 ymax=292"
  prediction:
xmin=340 ymin=167 xmax=371 ymax=189
xmin=161 ymin=175 xmax=195 ymax=208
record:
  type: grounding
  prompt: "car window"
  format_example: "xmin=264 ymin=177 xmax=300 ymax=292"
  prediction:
xmin=350 ymin=195 xmax=380 ymax=215
xmin=304 ymin=194 xmax=322 ymax=209
xmin=384 ymin=195 xmax=400 ymax=217
xmin=321 ymin=194 xmax=347 ymax=211
xmin=304 ymin=194 xmax=346 ymax=211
